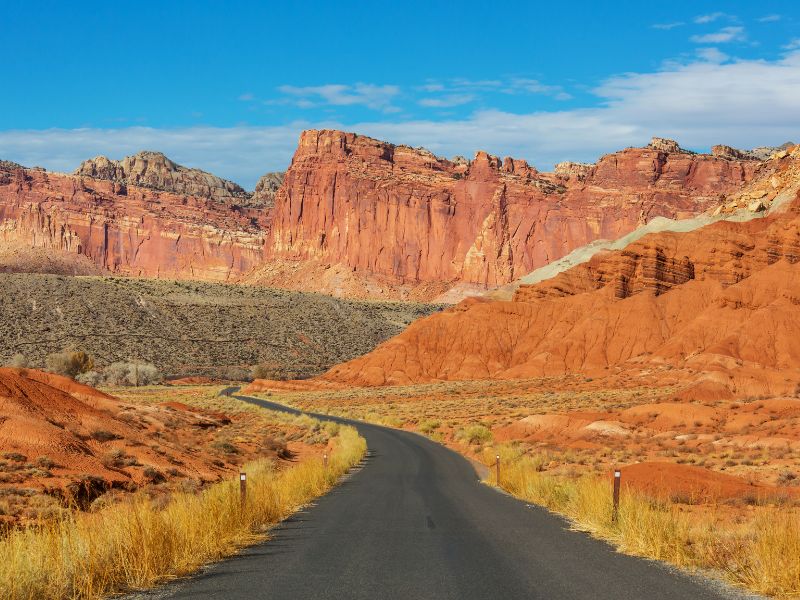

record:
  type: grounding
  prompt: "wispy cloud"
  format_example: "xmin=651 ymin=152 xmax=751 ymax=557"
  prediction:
xmin=501 ymin=78 xmax=572 ymax=100
xmin=418 ymin=94 xmax=475 ymax=108
xmin=691 ymin=26 xmax=746 ymax=44
xmin=694 ymin=12 xmax=727 ymax=24
xmin=277 ymin=83 xmax=401 ymax=112
xmin=237 ymin=93 xmax=255 ymax=101
xmin=652 ymin=22 xmax=685 ymax=30
xmin=418 ymin=76 xmax=571 ymax=105
xmin=784 ymin=39 xmax=800 ymax=51
xmin=758 ymin=14 xmax=781 ymax=23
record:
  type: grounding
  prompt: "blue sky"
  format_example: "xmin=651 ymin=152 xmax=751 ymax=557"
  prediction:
xmin=2 ymin=1 xmax=799 ymax=188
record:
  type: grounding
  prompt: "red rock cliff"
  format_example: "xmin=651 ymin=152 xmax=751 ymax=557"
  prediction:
xmin=0 ymin=131 xmax=766 ymax=296
xmin=0 ymin=166 xmax=266 ymax=281
xmin=255 ymin=130 xmax=757 ymax=298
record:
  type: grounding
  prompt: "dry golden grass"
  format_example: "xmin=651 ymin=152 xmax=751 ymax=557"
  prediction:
xmin=0 ymin=419 xmax=365 ymax=599
xmin=484 ymin=444 xmax=800 ymax=598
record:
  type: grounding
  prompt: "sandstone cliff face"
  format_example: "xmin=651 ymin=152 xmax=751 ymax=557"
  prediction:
xmin=250 ymin=171 xmax=284 ymax=208
xmin=0 ymin=165 xmax=266 ymax=281
xmin=318 ymin=183 xmax=800 ymax=397
xmin=253 ymin=130 xmax=758 ymax=299
xmin=75 ymin=151 xmax=250 ymax=204
xmin=0 ymin=130 xmax=774 ymax=296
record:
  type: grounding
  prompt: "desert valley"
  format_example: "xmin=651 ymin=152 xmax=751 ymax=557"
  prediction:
xmin=2 ymin=130 xmax=800 ymax=597
xmin=3 ymin=2 xmax=800 ymax=599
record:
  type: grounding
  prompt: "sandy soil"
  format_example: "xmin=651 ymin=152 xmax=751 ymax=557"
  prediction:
xmin=0 ymin=372 xmax=333 ymax=524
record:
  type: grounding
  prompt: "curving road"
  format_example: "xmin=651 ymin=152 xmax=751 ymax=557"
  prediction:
xmin=137 ymin=389 xmax=754 ymax=600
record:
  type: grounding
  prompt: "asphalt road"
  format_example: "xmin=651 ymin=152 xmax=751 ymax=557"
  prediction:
xmin=139 ymin=389 xmax=753 ymax=600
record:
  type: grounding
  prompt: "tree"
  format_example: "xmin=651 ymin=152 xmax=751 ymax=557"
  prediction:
xmin=45 ymin=351 xmax=94 ymax=378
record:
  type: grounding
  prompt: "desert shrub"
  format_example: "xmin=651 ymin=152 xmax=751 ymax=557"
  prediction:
xmin=103 ymin=361 xmax=162 ymax=386
xmin=76 ymin=370 xmax=103 ymax=387
xmin=455 ymin=424 xmax=493 ymax=445
xmin=142 ymin=467 xmax=164 ymax=483
xmin=251 ymin=363 xmax=275 ymax=380
xmin=45 ymin=351 xmax=94 ymax=378
xmin=250 ymin=363 xmax=300 ymax=381
xmin=35 ymin=457 xmax=55 ymax=469
xmin=418 ymin=419 xmax=441 ymax=434
xmin=211 ymin=439 xmax=239 ymax=455
xmin=90 ymin=430 xmax=119 ymax=442
xmin=5 ymin=353 xmax=28 ymax=368
xmin=101 ymin=449 xmax=137 ymax=468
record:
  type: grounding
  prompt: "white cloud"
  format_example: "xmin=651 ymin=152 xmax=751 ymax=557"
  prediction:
xmin=237 ymin=93 xmax=255 ymax=101
xmin=2 ymin=53 xmax=799 ymax=187
xmin=652 ymin=22 xmax=685 ymax=30
xmin=694 ymin=12 xmax=726 ymax=24
xmin=502 ymin=78 xmax=573 ymax=100
xmin=278 ymin=83 xmax=400 ymax=112
xmin=758 ymin=14 xmax=781 ymax=23
xmin=695 ymin=47 xmax=729 ymax=63
xmin=784 ymin=39 xmax=800 ymax=51
xmin=418 ymin=94 xmax=475 ymax=108
xmin=690 ymin=26 xmax=746 ymax=44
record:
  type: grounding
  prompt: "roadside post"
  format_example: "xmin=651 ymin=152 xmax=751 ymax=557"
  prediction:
xmin=496 ymin=454 xmax=501 ymax=486
xmin=612 ymin=469 xmax=621 ymax=522
xmin=323 ymin=453 xmax=328 ymax=469
xmin=240 ymin=472 xmax=247 ymax=510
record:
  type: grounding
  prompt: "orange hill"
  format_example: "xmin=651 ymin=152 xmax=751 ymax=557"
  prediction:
xmin=0 ymin=368 xmax=229 ymax=508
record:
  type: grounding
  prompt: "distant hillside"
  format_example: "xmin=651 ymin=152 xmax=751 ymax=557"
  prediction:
xmin=0 ymin=274 xmax=441 ymax=379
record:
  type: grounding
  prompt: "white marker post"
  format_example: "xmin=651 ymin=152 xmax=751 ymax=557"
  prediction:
xmin=496 ymin=454 xmax=501 ymax=486
xmin=240 ymin=472 xmax=247 ymax=510
xmin=612 ymin=469 xmax=621 ymax=522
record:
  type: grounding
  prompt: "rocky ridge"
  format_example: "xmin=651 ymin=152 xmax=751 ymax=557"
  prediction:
xmin=0 ymin=166 xmax=267 ymax=281
xmin=75 ymin=151 xmax=251 ymax=204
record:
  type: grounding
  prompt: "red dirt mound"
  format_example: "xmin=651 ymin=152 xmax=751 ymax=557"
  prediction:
xmin=619 ymin=462 xmax=781 ymax=503
xmin=0 ymin=369 xmax=226 ymax=506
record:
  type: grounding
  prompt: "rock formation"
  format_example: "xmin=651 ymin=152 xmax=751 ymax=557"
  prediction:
xmin=75 ymin=151 xmax=250 ymax=204
xmin=313 ymin=156 xmax=800 ymax=397
xmin=0 ymin=130 xmax=778 ymax=298
xmin=0 ymin=166 xmax=266 ymax=281
xmin=250 ymin=171 xmax=284 ymax=208
xmin=249 ymin=130 xmax=758 ymax=299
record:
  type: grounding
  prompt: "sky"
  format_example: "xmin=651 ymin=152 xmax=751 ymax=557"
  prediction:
xmin=1 ymin=1 xmax=799 ymax=189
